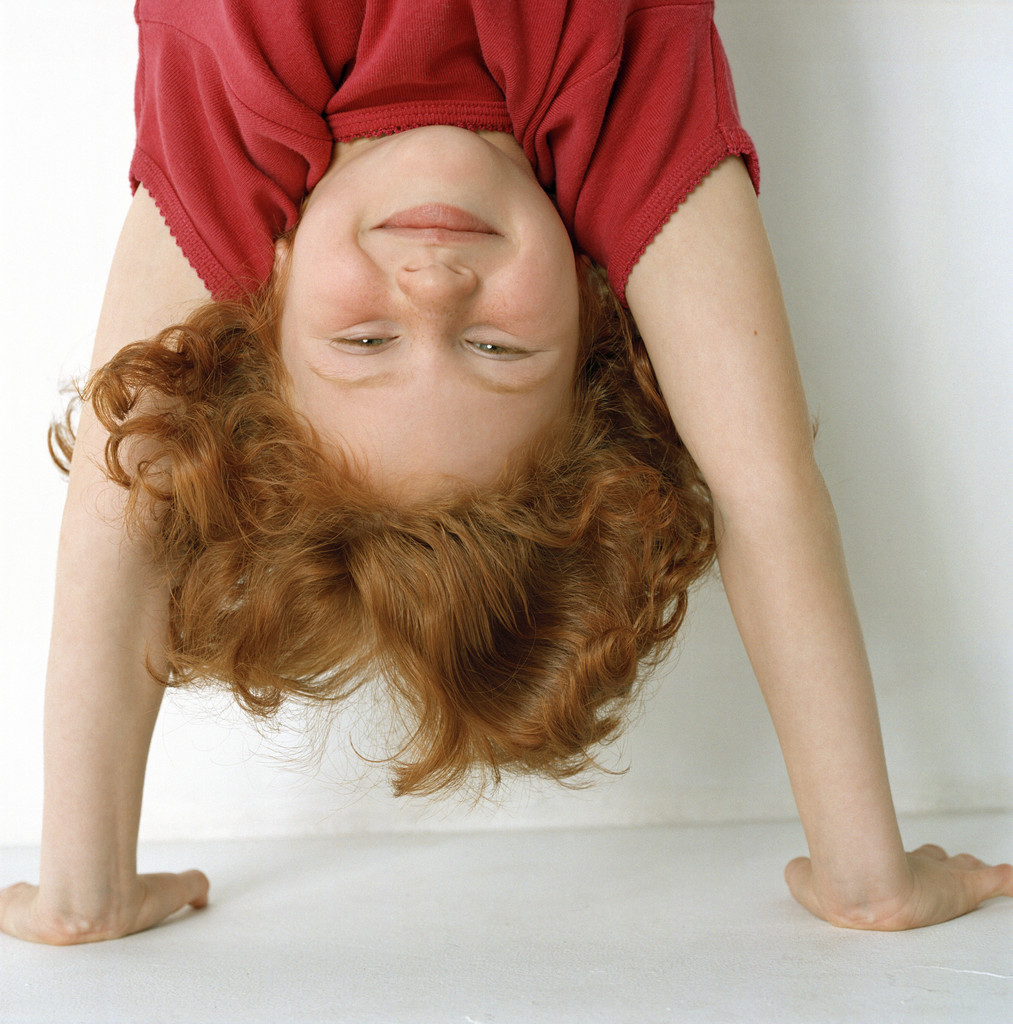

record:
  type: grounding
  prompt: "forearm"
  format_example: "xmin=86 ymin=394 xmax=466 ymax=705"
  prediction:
xmin=39 ymin=462 xmax=169 ymax=918
xmin=625 ymin=157 xmax=1011 ymax=929
xmin=714 ymin=470 xmax=908 ymax=910
xmin=23 ymin=492 xmax=210 ymax=946
xmin=625 ymin=157 xmax=907 ymax=898
xmin=28 ymin=185 xmax=209 ymax=935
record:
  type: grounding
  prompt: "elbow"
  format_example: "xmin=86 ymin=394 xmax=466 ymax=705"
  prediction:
xmin=708 ymin=453 xmax=832 ymax=535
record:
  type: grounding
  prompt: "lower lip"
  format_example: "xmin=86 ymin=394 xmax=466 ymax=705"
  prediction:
xmin=380 ymin=204 xmax=497 ymax=233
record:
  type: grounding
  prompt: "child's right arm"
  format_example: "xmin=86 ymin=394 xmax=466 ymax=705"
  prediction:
xmin=0 ymin=187 xmax=212 ymax=944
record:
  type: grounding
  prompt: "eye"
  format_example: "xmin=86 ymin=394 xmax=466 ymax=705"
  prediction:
xmin=468 ymin=340 xmax=523 ymax=358
xmin=332 ymin=337 xmax=393 ymax=349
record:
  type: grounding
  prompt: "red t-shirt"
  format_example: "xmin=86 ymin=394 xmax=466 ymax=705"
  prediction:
xmin=131 ymin=0 xmax=759 ymax=303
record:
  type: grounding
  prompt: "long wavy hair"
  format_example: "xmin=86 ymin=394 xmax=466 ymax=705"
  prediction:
xmin=50 ymin=261 xmax=716 ymax=796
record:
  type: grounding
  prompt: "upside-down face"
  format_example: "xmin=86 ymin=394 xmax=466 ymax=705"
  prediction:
xmin=276 ymin=125 xmax=581 ymax=500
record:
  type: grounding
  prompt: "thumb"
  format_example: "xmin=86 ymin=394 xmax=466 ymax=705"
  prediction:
xmin=134 ymin=870 xmax=210 ymax=933
xmin=966 ymin=861 xmax=1013 ymax=906
xmin=784 ymin=856 xmax=821 ymax=916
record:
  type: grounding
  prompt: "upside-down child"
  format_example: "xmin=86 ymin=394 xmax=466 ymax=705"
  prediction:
xmin=1 ymin=0 xmax=1010 ymax=944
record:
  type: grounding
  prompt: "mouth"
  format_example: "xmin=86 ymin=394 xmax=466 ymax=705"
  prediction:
xmin=379 ymin=204 xmax=499 ymax=236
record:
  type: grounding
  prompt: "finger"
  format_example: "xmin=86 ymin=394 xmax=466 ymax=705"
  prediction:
xmin=0 ymin=882 xmax=35 ymax=939
xmin=966 ymin=862 xmax=1013 ymax=905
xmin=784 ymin=856 xmax=812 ymax=889
xmin=947 ymin=852 xmax=987 ymax=870
xmin=784 ymin=856 xmax=823 ymax=918
xmin=180 ymin=869 xmax=211 ymax=909
xmin=912 ymin=843 xmax=948 ymax=861
xmin=134 ymin=870 xmax=210 ymax=934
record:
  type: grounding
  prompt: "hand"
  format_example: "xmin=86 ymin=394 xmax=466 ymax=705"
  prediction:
xmin=785 ymin=844 xmax=1013 ymax=930
xmin=0 ymin=871 xmax=209 ymax=945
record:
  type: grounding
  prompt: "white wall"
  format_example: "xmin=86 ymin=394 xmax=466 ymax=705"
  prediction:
xmin=1 ymin=1 xmax=1010 ymax=844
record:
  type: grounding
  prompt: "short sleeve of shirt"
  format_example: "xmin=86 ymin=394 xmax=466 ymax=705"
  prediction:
xmin=130 ymin=0 xmax=350 ymax=297
xmin=541 ymin=0 xmax=760 ymax=303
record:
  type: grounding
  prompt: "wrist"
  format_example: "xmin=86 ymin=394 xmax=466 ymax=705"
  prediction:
xmin=807 ymin=856 xmax=914 ymax=926
xmin=32 ymin=877 xmax=144 ymax=945
xmin=39 ymin=837 xmax=140 ymax=920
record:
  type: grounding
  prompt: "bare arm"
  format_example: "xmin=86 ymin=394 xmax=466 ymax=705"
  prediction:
xmin=0 ymin=187 xmax=212 ymax=944
xmin=626 ymin=157 xmax=1012 ymax=928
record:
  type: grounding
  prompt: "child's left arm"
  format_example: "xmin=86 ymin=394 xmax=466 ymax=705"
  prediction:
xmin=625 ymin=156 xmax=1012 ymax=929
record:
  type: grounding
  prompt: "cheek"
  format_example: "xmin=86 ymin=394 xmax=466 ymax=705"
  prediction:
xmin=537 ymin=227 xmax=579 ymax=304
xmin=285 ymin=227 xmax=386 ymax=326
xmin=507 ymin=245 xmax=579 ymax=329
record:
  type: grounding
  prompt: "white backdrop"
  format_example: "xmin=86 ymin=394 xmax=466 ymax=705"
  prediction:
xmin=1 ymin=1 xmax=1010 ymax=844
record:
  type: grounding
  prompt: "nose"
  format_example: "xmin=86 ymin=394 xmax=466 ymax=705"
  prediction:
xmin=396 ymin=258 xmax=478 ymax=308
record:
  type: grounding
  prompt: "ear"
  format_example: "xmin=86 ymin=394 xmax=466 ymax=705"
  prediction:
xmin=273 ymin=233 xmax=292 ymax=271
xmin=268 ymin=231 xmax=295 ymax=313
xmin=575 ymin=251 xmax=595 ymax=281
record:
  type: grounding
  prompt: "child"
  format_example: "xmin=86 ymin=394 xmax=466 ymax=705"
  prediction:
xmin=1 ymin=0 xmax=1009 ymax=944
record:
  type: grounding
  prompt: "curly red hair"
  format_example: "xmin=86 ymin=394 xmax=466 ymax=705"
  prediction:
xmin=51 ymin=264 xmax=716 ymax=796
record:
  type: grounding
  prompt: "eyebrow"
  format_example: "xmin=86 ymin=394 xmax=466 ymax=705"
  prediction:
xmin=309 ymin=363 xmax=551 ymax=395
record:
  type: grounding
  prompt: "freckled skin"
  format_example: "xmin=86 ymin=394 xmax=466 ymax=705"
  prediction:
xmin=277 ymin=126 xmax=582 ymax=498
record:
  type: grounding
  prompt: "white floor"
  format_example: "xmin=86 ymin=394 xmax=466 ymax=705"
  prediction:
xmin=1 ymin=813 xmax=1010 ymax=1024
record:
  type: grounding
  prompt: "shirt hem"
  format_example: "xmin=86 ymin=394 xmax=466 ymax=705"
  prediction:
xmin=327 ymin=101 xmax=513 ymax=142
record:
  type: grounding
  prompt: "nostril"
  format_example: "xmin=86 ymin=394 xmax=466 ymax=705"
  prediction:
xmin=398 ymin=263 xmax=478 ymax=295
xmin=404 ymin=260 xmax=470 ymax=275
